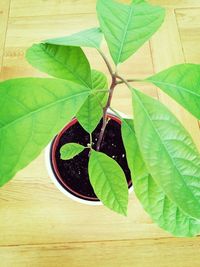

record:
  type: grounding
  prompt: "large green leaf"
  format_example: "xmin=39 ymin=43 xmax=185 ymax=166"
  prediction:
xmin=147 ymin=64 xmax=200 ymax=120
xmin=60 ymin=143 xmax=85 ymax=160
xmin=97 ymin=0 xmax=165 ymax=64
xmin=26 ymin=43 xmax=92 ymax=87
xmin=76 ymin=70 xmax=108 ymax=133
xmin=89 ymin=150 xmax=128 ymax=215
xmin=0 ymin=78 xmax=90 ymax=186
xmin=121 ymin=118 xmax=200 ymax=237
xmin=26 ymin=42 xmax=108 ymax=133
xmin=45 ymin=27 xmax=103 ymax=49
xmin=132 ymin=89 xmax=200 ymax=220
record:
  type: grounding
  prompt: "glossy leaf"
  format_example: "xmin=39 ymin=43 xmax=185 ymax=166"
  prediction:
xmin=89 ymin=150 xmax=128 ymax=215
xmin=0 ymin=78 xmax=90 ymax=186
xmin=60 ymin=143 xmax=85 ymax=160
xmin=97 ymin=0 xmax=165 ymax=64
xmin=121 ymin=118 xmax=200 ymax=237
xmin=76 ymin=70 xmax=108 ymax=133
xmin=132 ymin=89 xmax=200 ymax=220
xmin=45 ymin=27 xmax=103 ymax=49
xmin=26 ymin=43 xmax=92 ymax=87
xmin=147 ymin=64 xmax=200 ymax=120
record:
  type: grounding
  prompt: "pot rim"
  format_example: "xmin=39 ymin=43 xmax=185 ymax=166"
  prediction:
xmin=45 ymin=112 xmax=133 ymax=205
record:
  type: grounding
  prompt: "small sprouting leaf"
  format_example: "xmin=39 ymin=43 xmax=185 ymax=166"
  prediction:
xmin=121 ymin=118 xmax=200 ymax=237
xmin=147 ymin=64 xmax=200 ymax=120
xmin=132 ymin=89 xmax=200 ymax=220
xmin=0 ymin=78 xmax=90 ymax=186
xmin=97 ymin=0 xmax=165 ymax=64
xmin=76 ymin=70 xmax=108 ymax=133
xmin=60 ymin=143 xmax=85 ymax=160
xmin=45 ymin=27 xmax=103 ymax=49
xmin=26 ymin=43 xmax=92 ymax=87
xmin=89 ymin=150 xmax=128 ymax=215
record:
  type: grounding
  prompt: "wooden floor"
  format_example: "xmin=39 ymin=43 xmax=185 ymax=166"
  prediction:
xmin=0 ymin=0 xmax=200 ymax=266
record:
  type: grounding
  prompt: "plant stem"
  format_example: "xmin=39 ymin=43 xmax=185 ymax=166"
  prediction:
xmin=98 ymin=49 xmax=114 ymax=77
xmin=96 ymin=75 xmax=117 ymax=151
xmin=96 ymin=50 xmax=133 ymax=151
xmin=115 ymin=75 xmax=132 ymax=90
xmin=116 ymin=78 xmax=142 ymax=85
xmin=89 ymin=133 xmax=93 ymax=150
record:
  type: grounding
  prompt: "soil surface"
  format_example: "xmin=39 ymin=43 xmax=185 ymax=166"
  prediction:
xmin=53 ymin=117 xmax=132 ymax=201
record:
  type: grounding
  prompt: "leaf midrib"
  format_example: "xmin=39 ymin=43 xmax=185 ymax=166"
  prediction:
xmin=92 ymin=152 xmax=127 ymax=214
xmin=133 ymin=91 xmax=200 ymax=209
xmin=116 ymin=5 xmax=134 ymax=64
xmin=130 ymin=135 xmax=200 ymax=236
xmin=40 ymin=45 xmax=92 ymax=89
xmin=148 ymin=79 xmax=200 ymax=98
xmin=0 ymin=91 xmax=89 ymax=132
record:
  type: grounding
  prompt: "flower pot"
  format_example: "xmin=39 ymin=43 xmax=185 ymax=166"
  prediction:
xmin=45 ymin=112 xmax=133 ymax=205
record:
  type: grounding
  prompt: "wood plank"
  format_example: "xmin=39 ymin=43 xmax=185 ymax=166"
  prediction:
xmin=9 ymin=0 xmax=200 ymax=18
xmin=1 ymin=13 xmax=98 ymax=80
xmin=176 ymin=8 xmax=200 ymax=63
xmin=150 ymin=0 xmax=200 ymax=8
xmin=0 ymin=170 xmax=170 ymax=246
xmin=9 ymin=0 xmax=97 ymax=17
xmin=1 ymin=238 xmax=200 ymax=267
xmin=0 ymin=0 xmax=10 ymax=71
xmin=150 ymin=9 xmax=200 ymax=150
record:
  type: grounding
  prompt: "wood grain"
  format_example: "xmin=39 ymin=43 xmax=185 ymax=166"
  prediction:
xmin=1 ymin=238 xmax=200 ymax=267
xmin=176 ymin=8 xmax=200 ymax=64
xmin=150 ymin=0 xmax=200 ymax=8
xmin=150 ymin=9 xmax=200 ymax=150
xmin=0 ymin=1 xmax=200 ymax=267
xmin=0 ymin=0 xmax=10 ymax=72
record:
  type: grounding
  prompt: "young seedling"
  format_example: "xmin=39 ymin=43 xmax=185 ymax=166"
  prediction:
xmin=0 ymin=0 xmax=200 ymax=237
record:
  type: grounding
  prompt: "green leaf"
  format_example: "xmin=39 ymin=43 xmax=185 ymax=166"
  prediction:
xmin=89 ymin=150 xmax=128 ymax=215
xmin=91 ymin=69 xmax=108 ymax=91
xmin=76 ymin=70 xmax=108 ymax=133
xmin=132 ymin=0 xmax=145 ymax=3
xmin=97 ymin=0 xmax=165 ymax=64
xmin=26 ymin=43 xmax=92 ymax=87
xmin=121 ymin=118 xmax=200 ymax=237
xmin=60 ymin=143 xmax=85 ymax=160
xmin=76 ymin=95 xmax=103 ymax=133
xmin=45 ymin=27 xmax=103 ymax=49
xmin=147 ymin=64 xmax=200 ymax=120
xmin=132 ymin=89 xmax=200 ymax=220
xmin=0 ymin=78 xmax=90 ymax=186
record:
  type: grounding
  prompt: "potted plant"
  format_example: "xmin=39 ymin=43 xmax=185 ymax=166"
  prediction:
xmin=0 ymin=0 xmax=200 ymax=237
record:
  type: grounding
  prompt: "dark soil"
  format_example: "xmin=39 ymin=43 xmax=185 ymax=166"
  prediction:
xmin=53 ymin=117 xmax=132 ymax=201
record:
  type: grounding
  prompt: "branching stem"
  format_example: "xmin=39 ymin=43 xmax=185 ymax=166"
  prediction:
xmin=115 ymin=75 xmax=132 ymax=90
xmin=96 ymin=75 xmax=117 ymax=151
xmin=116 ymin=78 xmax=142 ymax=85
xmin=96 ymin=52 xmax=134 ymax=151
